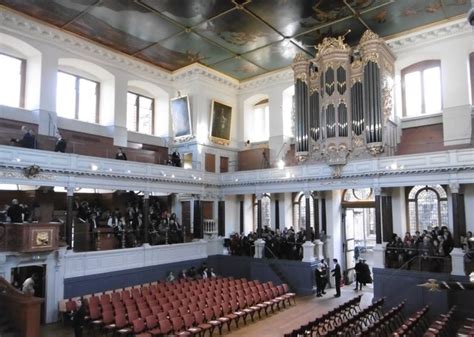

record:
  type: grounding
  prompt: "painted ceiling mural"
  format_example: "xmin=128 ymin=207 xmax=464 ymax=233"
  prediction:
xmin=0 ymin=0 xmax=469 ymax=80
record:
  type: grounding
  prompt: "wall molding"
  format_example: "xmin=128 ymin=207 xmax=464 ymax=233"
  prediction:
xmin=387 ymin=18 xmax=470 ymax=51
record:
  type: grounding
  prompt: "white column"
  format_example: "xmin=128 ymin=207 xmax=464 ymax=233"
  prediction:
xmin=243 ymin=194 xmax=253 ymax=234
xmin=373 ymin=242 xmax=386 ymax=269
xmin=111 ymin=73 xmax=128 ymax=147
xmin=442 ymin=42 xmax=472 ymax=146
xmin=254 ymin=238 xmax=265 ymax=259
xmin=36 ymin=48 xmax=59 ymax=136
xmin=281 ymin=192 xmax=293 ymax=230
xmin=268 ymin=87 xmax=286 ymax=163
xmin=302 ymin=191 xmax=315 ymax=263
xmin=314 ymin=239 xmax=324 ymax=261
xmin=450 ymin=247 xmax=465 ymax=276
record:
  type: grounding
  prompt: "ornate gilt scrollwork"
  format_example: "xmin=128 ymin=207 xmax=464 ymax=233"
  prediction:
xmin=316 ymin=36 xmax=349 ymax=56
xmin=359 ymin=30 xmax=380 ymax=44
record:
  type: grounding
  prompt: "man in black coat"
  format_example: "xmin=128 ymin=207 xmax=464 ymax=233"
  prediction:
xmin=354 ymin=259 xmax=363 ymax=291
xmin=7 ymin=199 xmax=23 ymax=223
xmin=72 ymin=300 xmax=86 ymax=337
xmin=331 ymin=258 xmax=341 ymax=297
xmin=54 ymin=132 xmax=67 ymax=153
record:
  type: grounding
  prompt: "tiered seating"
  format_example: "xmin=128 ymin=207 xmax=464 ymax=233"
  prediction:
xmin=60 ymin=277 xmax=295 ymax=336
xmin=358 ymin=301 xmax=405 ymax=336
xmin=284 ymin=295 xmax=363 ymax=337
xmin=391 ymin=305 xmax=430 ymax=337
xmin=456 ymin=317 xmax=474 ymax=337
xmin=423 ymin=306 xmax=456 ymax=337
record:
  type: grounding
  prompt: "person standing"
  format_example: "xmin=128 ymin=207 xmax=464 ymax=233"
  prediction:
xmin=54 ymin=132 xmax=67 ymax=153
xmin=115 ymin=148 xmax=127 ymax=160
xmin=7 ymin=199 xmax=23 ymax=223
xmin=315 ymin=265 xmax=323 ymax=297
xmin=354 ymin=259 xmax=363 ymax=291
xmin=73 ymin=300 xmax=86 ymax=337
xmin=331 ymin=258 xmax=341 ymax=297
xmin=319 ymin=259 xmax=328 ymax=294
xmin=22 ymin=273 xmax=38 ymax=296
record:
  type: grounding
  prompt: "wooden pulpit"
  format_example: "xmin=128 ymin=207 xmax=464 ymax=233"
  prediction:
xmin=0 ymin=277 xmax=43 ymax=337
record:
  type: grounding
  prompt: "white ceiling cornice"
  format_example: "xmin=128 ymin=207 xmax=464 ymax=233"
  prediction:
xmin=0 ymin=8 xmax=470 ymax=93
xmin=387 ymin=18 xmax=471 ymax=51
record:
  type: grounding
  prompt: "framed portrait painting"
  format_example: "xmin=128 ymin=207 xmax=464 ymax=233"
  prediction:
xmin=171 ymin=96 xmax=192 ymax=138
xmin=210 ymin=100 xmax=232 ymax=145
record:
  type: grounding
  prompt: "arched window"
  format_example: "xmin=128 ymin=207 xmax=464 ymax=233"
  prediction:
xmin=0 ymin=53 xmax=25 ymax=108
xmin=253 ymin=194 xmax=271 ymax=230
xmin=56 ymin=58 xmax=115 ymax=125
xmin=401 ymin=60 xmax=442 ymax=116
xmin=293 ymin=192 xmax=318 ymax=232
xmin=407 ymin=185 xmax=448 ymax=234
xmin=127 ymin=92 xmax=154 ymax=135
xmin=57 ymin=71 xmax=99 ymax=123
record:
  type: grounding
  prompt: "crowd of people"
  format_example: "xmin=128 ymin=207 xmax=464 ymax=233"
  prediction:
xmin=75 ymin=194 xmax=184 ymax=249
xmin=0 ymin=198 xmax=37 ymax=223
xmin=385 ymin=226 xmax=454 ymax=271
xmin=226 ymin=226 xmax=318 ymax=260
xmin=166 ymin=263 xmax=217 ymax=282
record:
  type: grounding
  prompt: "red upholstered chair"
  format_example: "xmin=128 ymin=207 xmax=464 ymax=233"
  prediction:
xmin=183 ymin=313 xmax=202 ymax=337
xmin=114 ymin=313 xmax=131 ymax=337
xmin=144 ymin=315 xmax=162 ymax=336
xmin=171 ymin=316 xmax=191 ymax=336
xmin=193 ymin=310 xmax=213 ymax=337
xmin=222 ymin=302 xmax=240 ymax=329
xmin=132 ymin=318 xmax=151 ymax=337
xmin=204 ymin=307 xmax=222 ymax=335
xmin=157 ymin=312 xmax=168 ymax=322
xmin=158 ymin=319 xmax=173 ymax=336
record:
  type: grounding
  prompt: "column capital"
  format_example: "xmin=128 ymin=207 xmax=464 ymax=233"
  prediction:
xmin=256 ymin=193 xmax=263 ymax=201
xmin=449 ymin=183 xmax=460 ymax=194
xmin=143 ymin=191 xmax=150 ymax=199
xmin=373 ymin=186 xmax=382 ymax=196
xmin=66 ymin=186 xmax=74 ymax=197
xmin=304 ymin=190 xmax=312 ymax=198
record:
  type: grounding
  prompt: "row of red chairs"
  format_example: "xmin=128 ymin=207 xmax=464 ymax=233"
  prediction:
xmin=64 ymin=277 xmax=295 ymax=336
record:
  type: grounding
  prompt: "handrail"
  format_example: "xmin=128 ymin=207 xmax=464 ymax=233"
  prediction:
xmin=0 ymin=276 xmax=43 ymax=337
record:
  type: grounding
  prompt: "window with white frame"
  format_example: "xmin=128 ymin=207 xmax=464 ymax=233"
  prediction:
xmin=407 ymin=185 xmax=448 ymax=234
xmin=250 ymin=99 xmax=269 ymax=143
xmin=127 ymin=91 xmax=154 ymax=135
xmin=402 ymin=60 xmax=442 ymax=117
xmin=293 ymin=192 xmax=316 ymax=232
xmin=0 ymin=53 xmax=25 ymax=108
xmin=253 ymin=194 xmax=272 ymax=231
xmin=56 ymin=71 xmax=99 ymax=123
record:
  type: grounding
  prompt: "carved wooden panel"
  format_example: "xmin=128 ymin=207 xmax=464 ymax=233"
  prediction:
xmin=238 ymin=148 xmax=270 ymax=171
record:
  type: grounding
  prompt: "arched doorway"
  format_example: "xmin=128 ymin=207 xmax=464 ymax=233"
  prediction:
xmin=342 ymin=188 xmax=376 ymax=283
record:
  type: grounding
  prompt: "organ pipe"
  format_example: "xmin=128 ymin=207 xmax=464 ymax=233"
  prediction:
xmin=292 ymin=29 xmax=395 ymax=162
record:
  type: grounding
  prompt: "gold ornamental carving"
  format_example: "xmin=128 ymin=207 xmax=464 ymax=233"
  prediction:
xmin=293 ymin=52 xmax=307 ymax=63
xmin=362 ymin=52 xmax=379 ymax=65
xmin=359 ymin=30 xmax=380 ymax=45
xmin=316 ymin=36 xmax=349 ymax=56
xmin=295 ymin=72 xmax=308 ymax=84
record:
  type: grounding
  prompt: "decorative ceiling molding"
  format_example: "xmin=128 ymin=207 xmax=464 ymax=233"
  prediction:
xmin=0 ymin=9 xmax=173 ymax=83
xmin=172 ymin=63 xmax=240 ymax=90
xmin=238 ymin=68 xmax=293 ymax=91
xmin=387 ymin=18 xmax=470 ymax=51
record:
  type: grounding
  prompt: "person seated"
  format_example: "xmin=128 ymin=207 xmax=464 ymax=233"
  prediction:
xmin=186 ymin=266 xmax=197 ymax=279
xmin=54 ymin=132 xmax=67 ymax=153
xmin=178 ymin=269 xmax=187 ymax=280
xmin=11 ymin=126 xmax=36 ymax=149
xmin=171 ymin=151 xmax=181 ymax=167
xmin=166 ymin=271 xmax=176 ymax=282
xmin=115 ymin=148 xmax=127 ymax=160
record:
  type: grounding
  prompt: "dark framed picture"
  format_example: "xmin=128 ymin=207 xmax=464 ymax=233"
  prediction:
xmin=171 ymin=95 xmax=192 ymax=138
xmin=210 ymin=100 xmax=232 ymax=145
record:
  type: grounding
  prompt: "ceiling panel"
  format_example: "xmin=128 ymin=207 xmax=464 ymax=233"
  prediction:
xmin=194 ymin=8 xmax=283 ymax=54
xmin=293 ymin=17 xmax=368 ymax=55
xmin=246 ymin=0 xmax=353 ymax=37
xmin=243 ymin=40 xmax=309 ymax=71
xmin=211 ymin=57 xmax=267 ymax=80
xmin=0 ymin=0 xmax=469 ymax=80
xmin=0 ymin=0 xmax=99 ymax=27
xmin=66 ymin=0 xmax=183 ymax=54
xmin=137 ymin=31 xmax=234 ymax=70
xmin=137 ymin=0 xmax=235 ymax=27
xmin=362 ymin=0 xmax=447 ymax=37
